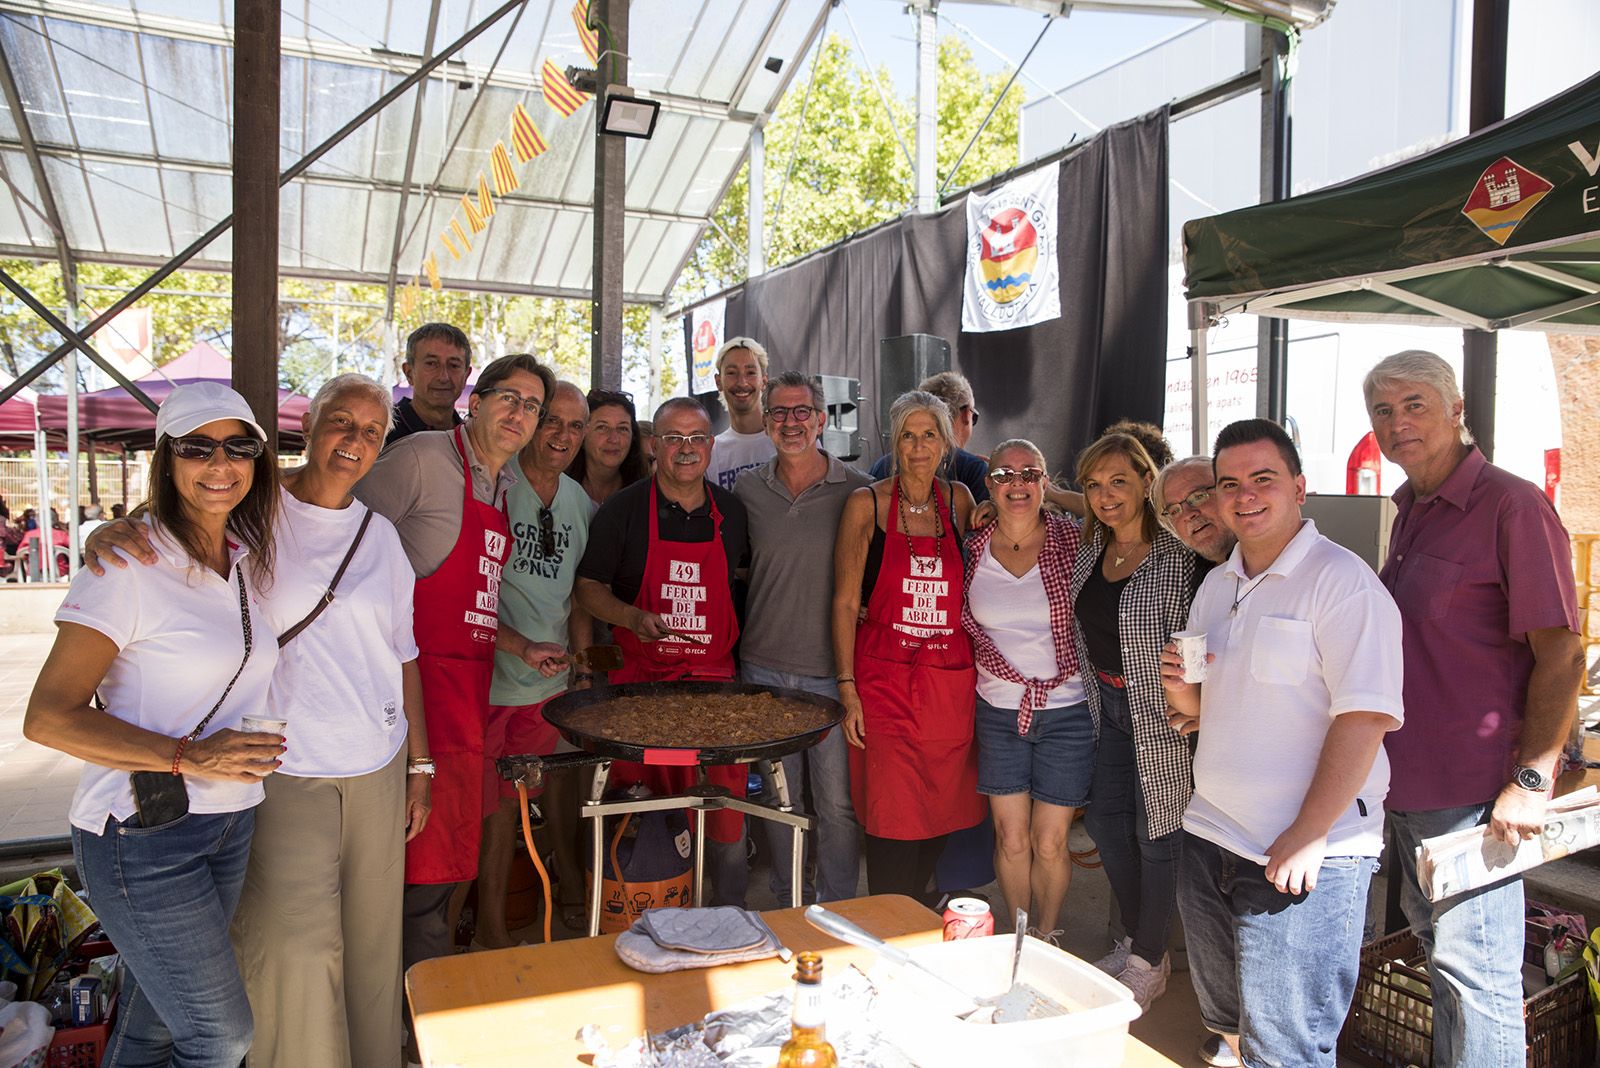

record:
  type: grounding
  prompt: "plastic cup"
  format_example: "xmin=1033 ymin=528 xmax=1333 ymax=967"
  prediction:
xmin=240 ymin=715 xmax=288 ymax=735
xmin=1173 ymin=630 xmax=1207 ymax=683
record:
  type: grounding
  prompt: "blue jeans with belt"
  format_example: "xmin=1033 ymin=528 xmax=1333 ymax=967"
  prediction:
xmin=73 ymin=808 xmax=256 ymax=1068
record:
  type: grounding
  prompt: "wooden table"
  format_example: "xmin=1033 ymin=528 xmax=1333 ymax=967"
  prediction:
xmin=407 ymin=894 xmax=1181 ymax=1066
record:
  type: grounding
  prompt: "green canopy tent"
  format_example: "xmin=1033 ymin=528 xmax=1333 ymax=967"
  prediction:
xmin=1180 ymin=70 xmax=1600 ymax=453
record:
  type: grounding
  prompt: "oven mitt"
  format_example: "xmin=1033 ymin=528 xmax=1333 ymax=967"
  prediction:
xmin=614 ymin=907 xmax=785 ymax=973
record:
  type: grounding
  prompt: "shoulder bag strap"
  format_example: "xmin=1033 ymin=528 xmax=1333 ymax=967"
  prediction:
xmin=276 ymin=507 xmax=374 ymax=648
xmin=182 ymin=565 xmax=254 ymax=742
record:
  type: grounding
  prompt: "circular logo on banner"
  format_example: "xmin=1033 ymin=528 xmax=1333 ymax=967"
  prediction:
xmin=970 ymin=194 xmax=1054 ymax=325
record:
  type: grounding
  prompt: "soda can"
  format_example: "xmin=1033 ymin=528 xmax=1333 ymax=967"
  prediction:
xmin=942 ymin=897 xmax=994 ymax=941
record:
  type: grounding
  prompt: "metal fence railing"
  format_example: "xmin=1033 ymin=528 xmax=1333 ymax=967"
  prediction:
xmin=0 ymin=456 xmax=148 ymax=516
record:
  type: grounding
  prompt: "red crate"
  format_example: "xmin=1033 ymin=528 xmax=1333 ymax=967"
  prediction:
xmin=46 ymin=1008 xmax=112 ymax=1068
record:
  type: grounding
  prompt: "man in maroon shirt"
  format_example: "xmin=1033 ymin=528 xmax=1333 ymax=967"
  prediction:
xmin=1366 ymin=350 xmax=1583 ymax=1068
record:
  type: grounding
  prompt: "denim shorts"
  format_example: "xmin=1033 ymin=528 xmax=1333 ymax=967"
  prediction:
xmin=974 ymin=696 xmax=1094 ymax=808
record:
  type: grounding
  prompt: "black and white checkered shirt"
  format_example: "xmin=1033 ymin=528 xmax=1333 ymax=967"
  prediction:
xmin=1070 ymin=525 xmax=1196 ymax=839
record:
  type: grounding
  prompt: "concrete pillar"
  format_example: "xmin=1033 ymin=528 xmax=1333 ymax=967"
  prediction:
xmin=590 ymin=0 xmax=629 ymax=391
xmin=914 ymin=2 xmax=937 ymax=214
xmin=1256 ymin=28 xmax=1290 ymax=424
xmin=232 ymin=0 xmax=281 ymax=443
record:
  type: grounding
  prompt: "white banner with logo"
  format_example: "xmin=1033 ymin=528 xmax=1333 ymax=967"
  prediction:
xmin=961 ymin=161 xmax=1061 ymax=333
xmin=688 ymin=298 xmax=725 ymax=395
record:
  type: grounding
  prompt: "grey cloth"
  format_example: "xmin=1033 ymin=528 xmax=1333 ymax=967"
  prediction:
xmin=614 ymin=908 xmax=785 ymax=973
xmin=734 ymin=454 xmax=870 ymax=677
xmin=354 ymin=425 xmax=520 ymax=578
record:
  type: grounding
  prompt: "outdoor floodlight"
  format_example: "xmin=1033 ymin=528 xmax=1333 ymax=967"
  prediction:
xmin=600 ymin=88 xmax=660 ymax=139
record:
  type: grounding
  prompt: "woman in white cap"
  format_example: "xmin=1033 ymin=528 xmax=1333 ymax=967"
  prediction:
xmin=26 ymin=381 xmax=284 ymax=1066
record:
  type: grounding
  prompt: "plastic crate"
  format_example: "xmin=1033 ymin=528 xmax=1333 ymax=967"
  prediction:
xmin=45 ymin=1011 xmax=112 ymax=1068
xmin=1339 ymin=921 xmax=1596 ymax=1068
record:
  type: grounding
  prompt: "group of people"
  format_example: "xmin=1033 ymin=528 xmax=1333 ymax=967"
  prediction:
xmin=21 ymin=322 xmax=1580 ymax=1068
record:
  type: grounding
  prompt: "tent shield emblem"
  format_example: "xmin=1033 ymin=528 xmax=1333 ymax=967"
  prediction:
xmin=1461 ymin=156 xmax=1553 ymax=246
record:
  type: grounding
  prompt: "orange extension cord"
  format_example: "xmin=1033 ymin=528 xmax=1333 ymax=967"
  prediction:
xmin=514 ymin=782 xmax=555 ymax=944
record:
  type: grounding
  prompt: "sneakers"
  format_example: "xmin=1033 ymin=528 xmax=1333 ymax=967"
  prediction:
xmin=1198 ymin=1033 xmax=1242 ymax=1067
xmin=1116 ymin=952 xmax=1170 ymax=1011
xmin=1092 ymin=935 xmax=1133 ymax=976
xmin=1026 ymin=926 xmax=1063 ymax=948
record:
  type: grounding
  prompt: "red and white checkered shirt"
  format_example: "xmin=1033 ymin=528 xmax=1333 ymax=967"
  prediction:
xmin=961 ymin=512 xmax=1081 ymax=735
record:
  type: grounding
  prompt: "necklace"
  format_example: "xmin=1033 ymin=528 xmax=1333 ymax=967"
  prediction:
xmin=1000 ymin=517 xmax=1043 ymax=553
xmin=1231 ymin=573 xmax=1270 ymax=616
xmin=898 ymin=484 xmax=943 ymax=575
xmin=1110 ymin=539 xmax=1146 ymax=568
xmin=899 ymin=478 xmax=933 ymax=514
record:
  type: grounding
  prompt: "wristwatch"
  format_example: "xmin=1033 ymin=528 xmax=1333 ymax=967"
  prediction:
xmin=1513 ymin=765 xmax=1552 ymax=792
xmin=407 ymin=759 xmax=437 ymax=778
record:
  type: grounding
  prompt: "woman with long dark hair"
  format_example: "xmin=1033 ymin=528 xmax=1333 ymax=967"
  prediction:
xmin=569 ymin=389 xmax=648 ymax=509
xmin=26 ymin=382 xmax=284 ymax=1065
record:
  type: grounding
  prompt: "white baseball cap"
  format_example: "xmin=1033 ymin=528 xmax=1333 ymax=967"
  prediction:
xmin=155 ymin=381 xmax=268 ymax=442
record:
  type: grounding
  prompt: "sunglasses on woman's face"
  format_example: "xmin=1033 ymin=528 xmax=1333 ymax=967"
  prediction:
xmin=988 ymin=466 xmax=1045 ymax=486
xmin=169 ymin=435 xmax=265 ymax=462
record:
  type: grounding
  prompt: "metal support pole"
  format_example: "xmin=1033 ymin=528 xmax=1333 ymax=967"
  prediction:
xmin=233 ymin=0 xmax=281 ymax=441
xmin=590 ymin=0 xmax=629 ymax=392
xmin=1463 ymin=0 xmax=1507 ymax=460
xmin=1189 ymin=302 xmax=1213 ymax=456
xmin=1256 ymin=27 xmax=1290 ymax=423
xmin=65 ymin=298 xmax=79 ymax=579
xmin=30 ymin=426 xmax=47 ymax=582
xmin=748 ymin=127 xmax=766 ymax=277
xmin=0 ymin=270 xmax=158 ymax=411
xmin=692 ymin=808 xmax=707 ymax=908
xmin=646 ymin=304 xmax=664 ymax=411
xmin=914 ymin=1 xmax=938 ymax=213
xmin=586 ymin=762 xmax=609 ymax=937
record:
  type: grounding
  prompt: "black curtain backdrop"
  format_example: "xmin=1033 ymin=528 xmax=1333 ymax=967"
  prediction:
xmin=686 ymin=106 xmax=1169 ymax=477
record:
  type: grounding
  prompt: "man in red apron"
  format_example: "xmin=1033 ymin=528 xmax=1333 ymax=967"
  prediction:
xmin=575 ymin=396 xmax=753 ymax=906
xmin=355 ymin=353 xmax=565 ymax=984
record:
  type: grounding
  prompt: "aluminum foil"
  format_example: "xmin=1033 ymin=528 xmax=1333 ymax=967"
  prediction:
xmin=581 ymin=966 xmax=917 ymax=1068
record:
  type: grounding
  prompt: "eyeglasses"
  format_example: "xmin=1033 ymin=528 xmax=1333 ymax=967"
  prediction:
xmin=989 ymin=466 xmax=1044 ymax=485
xmin=960 ymin=404 xmax=981 ymax=426
xmin=765 ymin=404 xmax=817 ymax=424
xmin=658 ymin=433 xmax=712 ymax=450
xmin=169 ymin=435 xmax=265 ymax=462
xmin=537 ymin=504 xmax=555 ymax=558
xmin=1160 ymin=487 xmax=1215 ymax=521
xmin=476 ymin=387 xmax=543 ymax=417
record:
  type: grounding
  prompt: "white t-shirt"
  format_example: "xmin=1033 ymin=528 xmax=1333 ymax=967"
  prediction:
xmin=967 ymin=545 xmax=1085 ymax=710
xmin=56 ymin=521 xmax=279 ymax=834
xmin=265 ymin=488 xmax=419 ymax=777
xmin=708 ymin=427 xmax=776 ymax=493
xmin=1183 ymin=519 xmax=1404 ymax=862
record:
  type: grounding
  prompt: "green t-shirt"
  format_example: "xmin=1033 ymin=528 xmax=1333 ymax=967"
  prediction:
xmin=489 ymin=472 xmax=591 ymax=706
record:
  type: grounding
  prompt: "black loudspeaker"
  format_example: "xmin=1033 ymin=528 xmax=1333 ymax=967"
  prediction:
xmin=876 ymin=334 xmax=950 ymax=449
xmin=818 ymin=374 xmax=862 ymax=461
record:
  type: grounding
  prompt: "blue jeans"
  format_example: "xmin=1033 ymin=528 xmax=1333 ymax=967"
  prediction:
xmin=1389 ymin=804 xmax=1526 ymax=1067
xmin=1179 ymin=832 xmax=1375 ymax=1067
xmin=1082 ymin=680 xmax=1181 ymax=966
xmin=73 ymin=809 xmax=256 ymax=1068
xmin=741 ymin=662 xmax=862 ymax=903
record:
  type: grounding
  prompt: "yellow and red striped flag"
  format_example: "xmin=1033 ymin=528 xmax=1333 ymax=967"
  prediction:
xmin=450 ymin=217 xmax=472 ymax=252
xmin=460 ymin=192 xmax=485 ymax=233
xmin=477 ymin=173 xmax=495 ymax=218
xmin=541 ymin=59 xmax=588 ymax=118
xmin=440 ymin=229 xmax=461 ymax=260
xmin=512 ymin=102 xmax=550 ymax=160
xmin=490 ymin=141 xmax=520 ymax=193
xmin=571 ymin=0 xmax=599 ymax=64
xmin=399 ymin=280 xmax=418 ymax=318
xmin=424 ymin=255 xmax=440 ymax=291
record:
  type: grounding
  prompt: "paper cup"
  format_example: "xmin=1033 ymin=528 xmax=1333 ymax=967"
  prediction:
xmin=240 ymin=715 xmax=288 ymax=735
xmin=1173 ymin=630 xmax=1207 ymax=683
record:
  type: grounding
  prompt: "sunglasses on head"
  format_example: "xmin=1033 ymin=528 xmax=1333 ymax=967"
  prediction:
xmin=169 ymin=435 xmax=265 ymax=462
xmin=988 ymin=466 xmax=1045 ymax=485
xmin=586 ymin=388 xmax=635 ymax=413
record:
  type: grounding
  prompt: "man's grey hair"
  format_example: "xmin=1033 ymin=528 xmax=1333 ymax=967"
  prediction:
xmin=762 ymin=370 xmax=824 ymax=410
xmin=714 ymin=336 xmax=769 ymax=375
xmin=1152 ymin=455 xmax=1213 ymax=536
xmin=654 ymin=395 xmax=712 ymax=426
xmin=403 ymin=322 xmax=471 ymax=367
xmin=1362 ymin=350 xmax=1474 ymax=445
xmin=309 ymin=372 xmax=394 ymax=437
xmin=886 ymin=390 xmax=955 ymax=475
xmin=917 ymin=371 xmax=974 ymax=414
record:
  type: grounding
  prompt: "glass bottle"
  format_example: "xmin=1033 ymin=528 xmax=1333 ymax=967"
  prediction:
xmin=777 ymin=951 xmax=838 ymax=1068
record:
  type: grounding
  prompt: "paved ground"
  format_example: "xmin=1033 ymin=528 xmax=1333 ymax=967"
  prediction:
xmin=0 ymin=632 xmax=82 ymax=843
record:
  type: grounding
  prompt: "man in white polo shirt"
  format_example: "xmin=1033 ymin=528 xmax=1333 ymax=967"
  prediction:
xmin=1161 ymin=418 xmax=1403 ymax=1068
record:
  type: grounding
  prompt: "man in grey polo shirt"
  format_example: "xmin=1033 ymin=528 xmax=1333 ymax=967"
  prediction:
xmin=736 ymin=370 xmax=870 ymax=903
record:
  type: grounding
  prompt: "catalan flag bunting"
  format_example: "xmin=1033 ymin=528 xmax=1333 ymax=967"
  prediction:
xmin=512 ymin=103 xmax=550 ymax=161
xmin=477 ymin=174 xmax=495 ymax=218
xmin=571 ymin=0 xmax=599 ymax=64
xmin=490 ymin=141 xmax=520 ymax=194
xmin=461 ymin=192 xmax=485 ymax=233
xmin=541 ymin=59 xmax=588 ymax=118
xmin=441 ymin=230 xmax=461 ymax=260
xmin=424 ymin=254 xmax=440 ymax=291
xmin=399 ymin=281 xmax=417 ymax=318
xmin=450 ymin=217 xmax=472 ymax=252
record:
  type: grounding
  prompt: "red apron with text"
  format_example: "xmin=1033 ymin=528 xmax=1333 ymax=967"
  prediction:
xmin=609 ymin=481 xmax=747 ymax=842
xmin=850 ymin=480 xmax=983 ymax=840
xmin=404 ymin=427 xmax=511 ymax=884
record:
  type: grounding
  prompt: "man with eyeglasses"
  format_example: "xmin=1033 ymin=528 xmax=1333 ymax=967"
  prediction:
xmin=1154 ymin=456 xmax=1237 ymax=573
xmin=476 ymin=380 xmax=594 ymax=946
xmin=735 ymin=371 xmax=872 ymax=904
xmin=868 ymin=371 xmax=990 ymax=503
xmin=707 ymin=337 xmax=776 ymax=492
xmin=387 ymin=322 xmax=472 ymax=446
xmin=355 ymin=353 xmax=566 ymax=992
xmin=576 ymin=396 xmax=754 ymax=905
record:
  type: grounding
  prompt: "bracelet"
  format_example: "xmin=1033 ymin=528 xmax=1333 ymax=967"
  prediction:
xmin=836 ymin=675 xmax=855 ymax=684
xmin=407 ymin=755 xmax=433 ymax=766
xmin=172 ymin=737 xmax=189 ymax=776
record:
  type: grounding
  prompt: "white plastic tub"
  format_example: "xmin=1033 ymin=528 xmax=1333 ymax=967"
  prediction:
xmin=868 ymin=935 xmax=1141 ymax=1067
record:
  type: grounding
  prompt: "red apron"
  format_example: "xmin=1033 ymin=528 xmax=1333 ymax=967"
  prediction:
xmin=404 ymin=427 xmax=511 ymax=884
xmin=850 ymin=480 xmax=983 ymax=840
xmin=608 ymin=481 xmax=747 ymax=842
